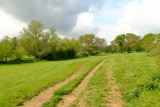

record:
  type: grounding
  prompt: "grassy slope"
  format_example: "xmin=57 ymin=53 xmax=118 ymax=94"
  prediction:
xmin=0 ymin=56 xmax=107 ymax=107
xmin=72 ymin=53 xmax=160 ymax=107
xmin=109 ymin=53 xmax=160 ymax=106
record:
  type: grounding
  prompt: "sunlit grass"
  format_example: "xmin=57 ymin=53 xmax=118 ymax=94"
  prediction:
xmin=0 ymin=56 xmax=107 ymax=107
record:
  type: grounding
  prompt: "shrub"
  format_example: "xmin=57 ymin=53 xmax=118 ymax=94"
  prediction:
xmin=152 ymin=46 xmax=160 ymax=66
xmin=38 ymin=48 xmax=77 ymax=60
xmin=124 ymin=71 xmax=160 ymax=101
xmin=80 ymin=52 xmax=89 ymax=57
xmin=90 ymin=51 xmax=101 ymax=55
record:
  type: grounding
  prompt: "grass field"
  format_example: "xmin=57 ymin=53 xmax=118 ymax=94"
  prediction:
xmin=0 ymin=56 xmax=107 ymax=107
xmin=70 ymin=53 xmax=160 ymax=106
xmin=0 ymin=52 xmax=159 ymax=107
xmin=110 ymin=53 xmax=160 ymax=106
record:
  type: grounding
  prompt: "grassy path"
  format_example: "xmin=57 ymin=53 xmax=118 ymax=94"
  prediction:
xmin=106 ymin=63 xmax=125 ymax=107
xmin=21 ymin=73 xmax=79 ymax=107
xmin=71 ymin=55 xmax=124 ymax=107
xmin=57 ymin=59 xmax=107 ymax=107
xmin=71 ymin=60 xmax=109 ymax=107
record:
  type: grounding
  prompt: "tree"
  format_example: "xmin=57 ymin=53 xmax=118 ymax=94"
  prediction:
xmin=19 ymin=20 xmax=46 ymax=58
xmin=141 ymin=33 xmax=156 ymax=50
xmin=79 ymin=34 xmax=107 ymax=53
xmin=94 ymin=37 xmax=107 ymax=51
xmin=114 ymin=34 xmax=125 ymax=52
xmin=109 ymin=40 xmax=119 ymax=53
xmin=79 ymin=34 xmax=95 ymax=53
xmin=124 ymin=33 xmax=141 ymax=53
xmin=46 ymin=27 xmax=60 ymax=55
xmin=153 ymin=35 xmax=160 ymax=66
xmin=0 ymin=36 xmax=13 ymax=61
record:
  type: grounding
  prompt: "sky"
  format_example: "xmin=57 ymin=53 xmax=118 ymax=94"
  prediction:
xmin=0 ymin=0 xmax=160 ymax=43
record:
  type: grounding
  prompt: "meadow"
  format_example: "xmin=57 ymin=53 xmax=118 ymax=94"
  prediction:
xmin=0 ymin=55 xmax=107 ymax=107
xmin=0 ymin=52 xmax=159 ymax=107
xmin=70 ymin=53 xmax=160 ymax=107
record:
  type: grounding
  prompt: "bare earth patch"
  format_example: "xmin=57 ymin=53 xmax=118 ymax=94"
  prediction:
xmin=20 ymin=73 xmax=79 ymax=107
xmin=57 ymin=59 xmax=107 ymax=107
xmin=106 ymin=65 xmax=125 ymax=107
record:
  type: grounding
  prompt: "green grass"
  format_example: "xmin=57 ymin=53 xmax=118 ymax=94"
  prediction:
xmin=71 ymin=52 xmax=160 ymax=107
xmin=42 ymin=65 xmax=94 ymax=107
xmin=71 ymin=60 xmax=109 ymax=107
xmin=0 ymin=56 xmax=107 ymax=107
xmin=43 ymin=55 xmax=113 ymax=107
xmin=107 ymin=53 xmax=160 ymax=106
xmin=1 ymin=52 xmax=159 ymax=107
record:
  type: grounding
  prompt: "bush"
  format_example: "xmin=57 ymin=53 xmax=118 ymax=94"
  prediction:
xmin=80 ymin=52 xmax=89 ymax=57
xmin=90 ymin=51 xmax=101 ymax=55
xmin=39 ymin=48 xmax=77 ymax=60
xmin=152 ymin=46 xmax=160 ymax=66
xmin=124 ymin=71 xmax=160 ymax=101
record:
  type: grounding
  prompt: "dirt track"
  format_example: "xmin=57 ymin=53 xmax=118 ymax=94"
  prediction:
xmin=57 ymin=59 xmax=107 ymax=107
xmin=106 ymin=65 xmax=125 ymax=107
xmin=21 ymin=73 xmax=79 ymax=107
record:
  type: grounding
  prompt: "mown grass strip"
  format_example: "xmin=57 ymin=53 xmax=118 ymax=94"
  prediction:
xmin=42 ymin=59 xmax=107 ymax=107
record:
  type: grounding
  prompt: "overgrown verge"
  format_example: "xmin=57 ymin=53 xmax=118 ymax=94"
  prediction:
xmin=124 ymin=71 xmax=160 ymax=101
xmin=108 ymin=53 xmax=160 ymax=106
xmin=42 ymin=59 xmax=105 ymax=107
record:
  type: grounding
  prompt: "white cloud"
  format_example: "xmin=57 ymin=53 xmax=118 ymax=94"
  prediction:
xmin=71 ymin=12 xmax=99 ymax=37
xmin=0 ymin=10 xmax=26 ymax=39
xmin=97 ymin=0 xmax=160 ymax=43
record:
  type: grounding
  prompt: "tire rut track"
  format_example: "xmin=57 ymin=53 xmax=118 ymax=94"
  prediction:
xmin=20 ymin=73 xmax=79 ymax=107
xmin=57 ymin=59 xmax=107 ymax=107
xmin=106 ymin=65 xmax=125 ymax=107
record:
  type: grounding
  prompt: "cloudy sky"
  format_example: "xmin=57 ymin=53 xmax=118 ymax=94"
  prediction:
xmin=0 ymin=0 xmax=160 ymax=43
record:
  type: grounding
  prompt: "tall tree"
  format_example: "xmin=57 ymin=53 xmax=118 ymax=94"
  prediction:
xmin=114 ymin=34 xmax=125 ymax=52
xmin=0 ymin=36 xmax=13 ymax=61
xmin=141 ymin=33 xmax=156 ymax=50
xmin=124 ymin=33 xmax=141 ymax=53
xmin=19 ymin=20 xmax=46 ymax=58
xmin=79 ymin=34 xmax=95 ymax=53
xmin=94 ymin=37 xmax=107 ymax=51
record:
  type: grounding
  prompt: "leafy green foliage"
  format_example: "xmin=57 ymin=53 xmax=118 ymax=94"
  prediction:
xmin=125 ymin=72 xmax=160 ymax=101
xmin=18 ymin=21 xmax=81 ymax=60
xmin=90 ymin=50 xmax=101 ymax=55
xmin=0 ymin=36 xmax=23 ymax=62
xmin=79 ymin=34 xmax=107 ymax=53
xmin=109 ymin=33 xmax=142 ymax=53
xmin=80 ymin=52 xmax=89 ymax=57
xmin=114 ymin=34 xmax=125 ymax=52
xmin=19 ymin=20 xmax=46 ymax=58
xmin=124 ymin=33 xmax=141 ymax=53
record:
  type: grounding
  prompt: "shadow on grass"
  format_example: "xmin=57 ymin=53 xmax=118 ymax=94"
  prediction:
xmin=0 ymin=58 xmax=39 ymax=65
xmin=0 ymin=54 xmax=106 ymax=65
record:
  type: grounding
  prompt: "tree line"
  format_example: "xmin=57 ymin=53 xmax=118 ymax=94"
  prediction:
xmin=0 ymin=20 xmax=160 ymax=63
xmin=105 ymin=33 xmax=160 ymax=65
xmin=0 ymin=21 xmax=106 ymax=62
